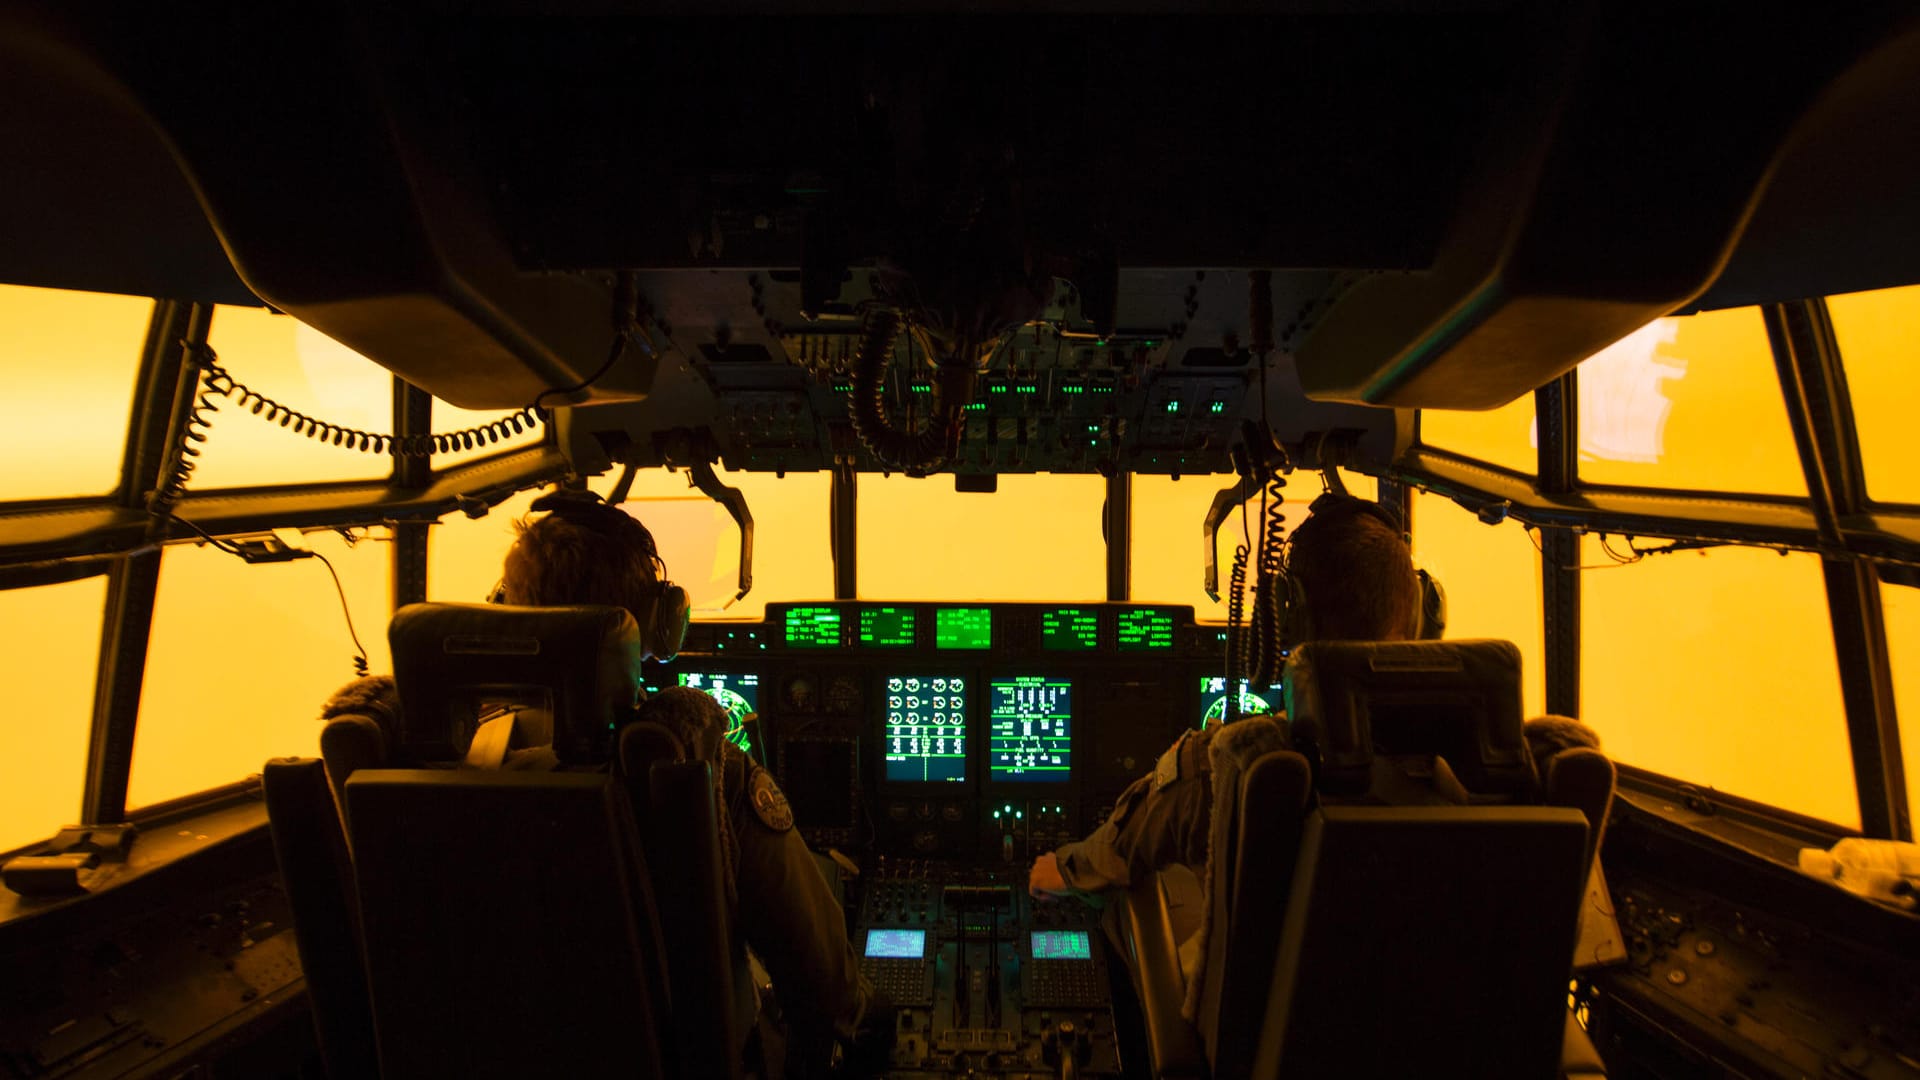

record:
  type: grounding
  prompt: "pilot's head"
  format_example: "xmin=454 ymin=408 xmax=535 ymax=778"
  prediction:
xmin=500 ymin=494 xmax=667 ymax=630
xmin=1286 ymin=497 xmax=1421 ymax=642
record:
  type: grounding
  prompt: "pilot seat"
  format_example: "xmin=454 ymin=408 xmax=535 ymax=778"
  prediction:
xmin=265 ymin=602 xmax=744 ymax=1079
xmin=1121 ymin=639 xmax=1614 ymax=1080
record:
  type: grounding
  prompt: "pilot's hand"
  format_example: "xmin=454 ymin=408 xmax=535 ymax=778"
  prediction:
xmin=1028 ymin=853 xmax=1070 ymax=900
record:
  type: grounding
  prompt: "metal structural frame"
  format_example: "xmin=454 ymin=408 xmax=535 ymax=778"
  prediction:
xmin=1764 ymin=299 xmax=1909 ymax=840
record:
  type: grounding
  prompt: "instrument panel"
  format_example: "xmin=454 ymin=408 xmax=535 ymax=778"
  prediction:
xmin=646 ymin=601 xmax=1269 ymax=863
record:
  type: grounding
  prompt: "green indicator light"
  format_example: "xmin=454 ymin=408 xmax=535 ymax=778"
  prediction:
xmin=1086 ymin=423 xmax=1099 ymax=432
xmin=1209 ymin=401 xmax=1226 ymax=414
xmin=910 ymin=383 xmax=932 ymax=393
xmin=990 ymin=385 xmax=1009 ymax=394
xmin=832 ymin=382 xmax=853 ymax=393
xmin=1093 ymin=385 xmax=1114 ymax=393
xmin=1016 ymin=811 xmax=1024 ymax=820
xmin=965 ymin=402 xmax=987 ymax=410
xmin=1017 ymin=385 xmax=1037 ymax=394
xmin=994 ymin=810 xmax=1001 ymax=819
xmin=1166 ymin=401 xmax=1180 ymax=413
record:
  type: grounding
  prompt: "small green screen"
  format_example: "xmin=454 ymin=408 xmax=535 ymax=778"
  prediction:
xmin=1040 ymin=607 xmax=1099 ymax=651
xmin=1030 ymin=930 xmax=1092 ymax=960
xmin=784 ymin=606 xmax=843 ymax=648
xmin=935 ymin=607 xmax=992 ymax=650
xmin=1116 ymin=608 xmax=1175 ymax=651
xmin=859 ymin=606 xmax=916 ymax=648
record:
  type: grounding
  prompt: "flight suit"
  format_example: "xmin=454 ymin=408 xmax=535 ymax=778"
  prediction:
xmin=718 ymin=743 xmax=873 ymax=1050
xmin=1053 ymin=728 xmax=1219 ymax=895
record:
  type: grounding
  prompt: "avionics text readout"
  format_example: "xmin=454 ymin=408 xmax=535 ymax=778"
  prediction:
xmin=1040 ymin=607 xmax=1099 ymax=651
xmin=859 ymin=606 xmax=916 ymax=648
xmin=1116 ymin=608 xmax=1175 ymax=651
xmin=784 ymin=606 xmax=843 ymax=648
xmin=935 ymin=606 xmax=992 ymax=650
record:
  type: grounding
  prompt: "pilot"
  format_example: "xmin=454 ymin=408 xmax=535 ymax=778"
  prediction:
xmin=1026 ymin=493 xmax=1424 ymax=903
xmin=1027 ymin=494 xmax=1603 ymax=948
xmin=323 ymin=492 xmax=880 ymax=1073
xmin=496 ymin=495 xmax=880 ymax=1071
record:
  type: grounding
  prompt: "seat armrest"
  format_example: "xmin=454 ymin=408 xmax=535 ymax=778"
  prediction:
xmin=1119 ymin=874 xmax=1207 ymax=1079
xmin=1561 ymin=1008 xmax=1606 ymax=1079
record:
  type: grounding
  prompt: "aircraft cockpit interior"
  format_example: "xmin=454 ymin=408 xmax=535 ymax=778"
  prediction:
xmin=3 ymin=5 xmax=1919 ymax=1079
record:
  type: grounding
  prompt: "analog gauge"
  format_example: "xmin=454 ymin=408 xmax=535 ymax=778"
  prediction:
xmin=826 ymin=674 xmax=863 ymax=714
xmin=781 ymin=673 xmax=819 ymax=712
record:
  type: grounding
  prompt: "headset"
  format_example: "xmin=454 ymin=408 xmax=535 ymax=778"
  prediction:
xmin=487 ymin=490 xmax=691 ymax=661
xmin=1269 ymin=491 xmax=1448 ymax=660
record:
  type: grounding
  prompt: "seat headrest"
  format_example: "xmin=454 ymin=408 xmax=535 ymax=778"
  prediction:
xmin=389 ymin=602 xmax=644 ymax=766
xmin=1282 ymin=640 xmax=1534 ymax=798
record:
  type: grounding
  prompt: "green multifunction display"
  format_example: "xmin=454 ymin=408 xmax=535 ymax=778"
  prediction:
xmin=784 ymin=606 xmax=843 ymax=648
xmin=935 ymin=606 xmax=992 ymax=650
xmin=989 ymin=676 xmax=1071 ymax=782
xmin=1116 ymin=608 xmax=1176 ymax=651
xmin=1040 ymin=607 xmax=1099 ymax=651
xmin=859 ymin=606 xmax=916 ymax=648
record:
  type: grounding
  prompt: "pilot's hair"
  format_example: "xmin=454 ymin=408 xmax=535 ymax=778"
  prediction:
xmin=501 ymin=507 xmax=664 ymax=624
xmin=1287 ymin=503 xmax=1421 ymax=641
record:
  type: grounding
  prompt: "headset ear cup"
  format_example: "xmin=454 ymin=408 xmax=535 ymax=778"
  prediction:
xmin=647 ymin=582 xmax=691 ymax=660
xmin=1416 ymin=569 xmax=1447 ymax=640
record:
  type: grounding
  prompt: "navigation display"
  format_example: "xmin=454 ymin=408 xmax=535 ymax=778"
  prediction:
xmin=1040 ymin=607 xmax=1099 ymax=651
xmin=673 ymin=671 xmax=759 ymax=752
xmin=883 ymin=675 xmax=969 ymax=783
xmin=935 ymin=606 xmax=992 ymax=650
xmin=1198 ymin=676 xmax=1280 ymax=728
xmin=989 ymin=677 xmax=1071 ymax=782
xmin=784 ymin=606 xmax=843 ymax=648
xmin=859 ymin=606 xmax=916 ymax=648
xmin=1030 ymin=930 xmax=1092 ymax=960
xmin=866 ymin=929 xmax=927 ymax=959
xmin=1116 ymin=608 xmax=1176 ymax=651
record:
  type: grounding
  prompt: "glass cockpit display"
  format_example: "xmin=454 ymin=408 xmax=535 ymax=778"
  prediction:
xmin=883 ymin=675 xmax=969 ymax=783
xmin=674 ymin=671 xmax=760 ymax=753
xmin=1198 ymin=676 xmax=1279 ymax=728
xmin=989 ymin=677 xmax=1072 ymax=782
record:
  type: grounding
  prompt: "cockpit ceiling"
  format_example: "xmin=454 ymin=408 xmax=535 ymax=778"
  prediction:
xmin=1 ymin=5 xmax=1917 ymax=427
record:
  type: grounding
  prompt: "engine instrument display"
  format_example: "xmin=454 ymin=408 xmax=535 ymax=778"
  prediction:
xmin=673 ymin=671 xmax=759 ymax=752
xmin=989 ymin=676 xmax=1071 ymax=782
xmin=883 ymin=675 xmax=969 ymax=784
xmin=859 ymin=606 xmax=916 ymax=648
xmin=1040 ymin=607 xmax=1099 ymax=651
xmin=1198 ymin=676 xmax=1279 ymax=728
xmin=935 ymin=606 xmax=992 ymax=650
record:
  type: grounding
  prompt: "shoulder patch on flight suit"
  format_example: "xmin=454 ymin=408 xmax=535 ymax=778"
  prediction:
xmin=1152 ymin=732 xmax=1195 ymax=792
xmin=749 ymin=767 xmax=794 ymax=832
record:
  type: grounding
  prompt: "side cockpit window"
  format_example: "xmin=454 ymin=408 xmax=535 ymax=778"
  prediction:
xmin=1828 ymin=283 xmax=1920 ymax=507
xmin=0 ymin=284 xmax=151 ymax=501
xmin=1581 ymin=542 xmax=1858 ymax=829
xmin=0 ymin=578 xmax=107 ymax=854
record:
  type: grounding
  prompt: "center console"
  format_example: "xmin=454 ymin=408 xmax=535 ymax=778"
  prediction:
xmin=648 ymin=601 xmax=1262 ymax=1078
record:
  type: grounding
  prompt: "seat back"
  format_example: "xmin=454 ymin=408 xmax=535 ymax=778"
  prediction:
xmin=262 ymin=758 xmax=379 ymax=1079
xmin=1197 ymin=747 xmax=1314 ymax=1077
xmin=619 ymin=721 xmax=748 ymax=1080
xmin=1284 ymin=639 xmax=1536 ymax=800
xmin=1252 ymin=805 xmax=1591 ymax=1079
xmin=345 ymin=769 xmax=669 ymax=1078
xmin=388 ymin=602 xmax=645 ymax=766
